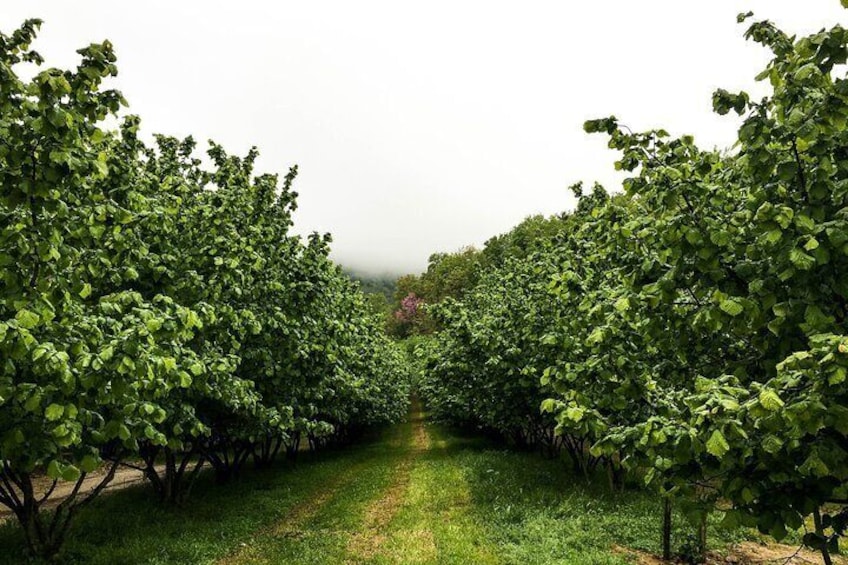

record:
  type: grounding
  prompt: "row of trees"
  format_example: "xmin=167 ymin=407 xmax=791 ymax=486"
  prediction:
xmin=389 ymin=219 xmax=565 ymax=338
xmin=0 ymin=21 xmax=409 ymax=559
xmin=419 ymin=12 xmax=848 ymax=563
xmin=416 ymin=214 xmax=571 ymax=451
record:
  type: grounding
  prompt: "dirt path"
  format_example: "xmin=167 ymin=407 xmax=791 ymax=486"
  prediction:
xmin=0 ymin=463 xmax=161 ymax=523
xmin=616 ymin=541 xmax=847 ymax=565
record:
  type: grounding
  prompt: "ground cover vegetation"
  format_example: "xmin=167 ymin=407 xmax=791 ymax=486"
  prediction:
xmin=0 ymin=404 xmax=764 ymax=565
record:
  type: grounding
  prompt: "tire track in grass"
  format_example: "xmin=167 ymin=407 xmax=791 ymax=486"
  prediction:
xmin=216 ymin=417 xmax=412 ymax=565
xmin=218 ymin=400 xmax=499 ymax=565
xmin=344 ymin=401 xmax=499 ymax=565
xmin=376 ymin=424 xmax=501 ymax=565
xmin=344 ymin=402 xmax=431 ymax=563
xmin=215 ymin=455 xmax=374 ymax=565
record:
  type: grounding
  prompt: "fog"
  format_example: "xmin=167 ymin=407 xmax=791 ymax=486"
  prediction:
xmin=3 ymin=1 xmax=847 ymax=275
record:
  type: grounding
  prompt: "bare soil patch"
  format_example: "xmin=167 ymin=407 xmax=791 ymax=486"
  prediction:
xmin=0 ymin=463 xmax=161 ymax=523
xmin=615 ymin=541 xmax=848 ymax=564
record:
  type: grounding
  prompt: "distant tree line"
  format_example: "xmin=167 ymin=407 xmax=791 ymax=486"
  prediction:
xmin=383 ymin=216 xmax=568 ymax=338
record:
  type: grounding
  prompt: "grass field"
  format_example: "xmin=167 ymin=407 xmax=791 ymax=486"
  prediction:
xmin=0 ymin=404 xmax=797 ymax=564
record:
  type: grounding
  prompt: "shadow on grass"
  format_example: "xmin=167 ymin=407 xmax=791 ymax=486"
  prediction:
xmin=0 ymin=418 xmax=762 ymax=565
xmin=415 ymin=420 xmax=760 ymax=565
xmin=0 ymin=428 xmax=397 ymax=565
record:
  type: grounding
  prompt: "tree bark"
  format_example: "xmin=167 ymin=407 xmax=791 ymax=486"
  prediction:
xmin=662 ymin=497 xmax=672 ymax=561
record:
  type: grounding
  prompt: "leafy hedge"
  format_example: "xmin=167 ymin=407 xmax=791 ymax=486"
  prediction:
xmin=0 ymin=20 xmax=409 ymax=559
xmin=420 ymin=12 xmax=848 ymax=563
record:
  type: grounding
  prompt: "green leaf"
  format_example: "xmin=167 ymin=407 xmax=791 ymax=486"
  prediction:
xmin=759 ymin=389 xmax=784 ymax=411
xmin=565 ymin=406 xmax=585 ymax=422
xmin=15 ymin=309 xmax=40 ymax=329
xmin=587 ymin=327 xmax=605 ymax=345
xmin=706 ymin=430 xmax=730 ymax=458
xmin=24 ymin=393 xmax=42 ymax=412
xmin=61 ymin=464 xmax=81 ymax=482
xmin=795 ymin=214 xmax=815 ymax=233
xmin=46 ymin=460 xmax=62 ymax=480
xmin=805 ymin=305 xmax=828 ymax=325
xmin=762 ymin=435 xmax=783 ymax=454
xmin=79 ymin=283 xmax=92 ymax=299
xmin=720 ymin=298 xmax=744 ymax=316
xmin=644 ymin=467 xmax=656 ymax=485
xmin=799 ymin=453 xmax=829 ymax=477
xmin=540 ymin=398 xmax=557 ymax=413
xmin=80 ymin=455 xmax=99 ymax=473
xmin=710 ymin=230 xmax=731 ymax=246
xmin=789 ymin=248 xmax=816 ymax=270
xmin=98 ymin=345 xmax=115 ymax=362
xmin=45 ymin=403 xmax=64 ymax=421
xmin=721 ymin=510 xmax=741 ymax=529
xmin=764 ymin=229 xmax=783 ymax=245
xmin=829 ymin=366 xmax=846 ymax=385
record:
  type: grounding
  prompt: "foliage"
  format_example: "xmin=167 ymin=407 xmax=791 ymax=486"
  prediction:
xmin=481 ymin=214 xmax=569 ymax=269
xmin=417 ymin=210 xmax=579 ymax=455
xmin=345 ymin=270 xmax=397 ymax=303
xmin=345 ymin=270 xmax=396 ymax=319
xmin=421 ymin=9 xmax=848 ymax=563
xmin=387 ymin=247 xmax=482 ymax=337
xmin=0 ymin=20 xmax=408 ymax=559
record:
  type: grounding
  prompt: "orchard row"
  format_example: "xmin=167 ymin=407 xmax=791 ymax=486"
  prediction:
xmin=0 ymin=20 xmax=409 ymax=559
xmin=420 ymin=14 xmax=848 ymax=564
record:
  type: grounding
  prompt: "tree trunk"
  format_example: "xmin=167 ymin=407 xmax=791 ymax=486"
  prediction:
xmin=813 ymin=508 xmax=834 ymax=565
xmin=0 ymin=459 xmax=119 ymax=559
xmin=662 ymin=497 xmax=672 ymax=561
xmin=252 ymin=436 xmax=283 ymax=468
xmin=141 ymin=445 xmax=204 ymax=505
xmin=286 ymin=431 xmax=301 ymax=460
xmin=203 ymin=439 xmax=253 ymax=484
xmin=697 ymin=512 xmax=707 ymax=562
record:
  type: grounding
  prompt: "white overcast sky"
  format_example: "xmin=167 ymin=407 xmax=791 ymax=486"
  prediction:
xmin=3 ymin=2 xmax=847 ymax=274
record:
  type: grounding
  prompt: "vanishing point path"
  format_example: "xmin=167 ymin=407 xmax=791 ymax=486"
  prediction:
xmin=216 ymin=398 xmax=499 ymax=565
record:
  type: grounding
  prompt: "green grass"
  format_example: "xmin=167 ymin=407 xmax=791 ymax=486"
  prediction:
xmin=0 ymin=431 xmax=399 ymax=565
xmin=449 ymin=434 xmax=753 ymax=564
xmin=370 ymin=422 xmax=756 ymax=565
xmin=0 ymin=412 xmax=761 ymax=564
xmin=366 ymin=416 xmax=499 ymax=564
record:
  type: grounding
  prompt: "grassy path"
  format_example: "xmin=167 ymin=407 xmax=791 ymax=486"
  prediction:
xmin=0 ymin=400 xmax=807 ymax=564
xmin=217 ymin=399 xmax=499 ymax=565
